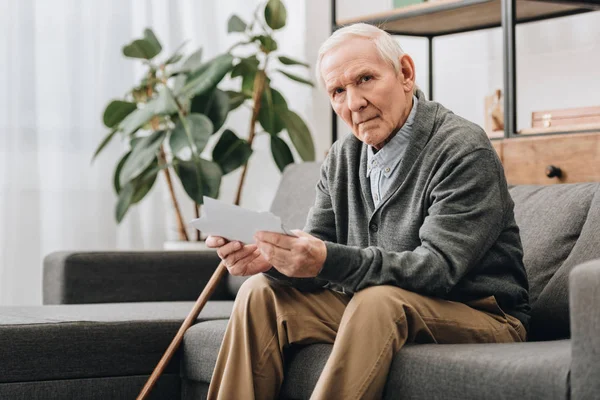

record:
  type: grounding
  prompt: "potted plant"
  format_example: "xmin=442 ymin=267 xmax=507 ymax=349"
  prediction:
xmin=93 ymin=28 xmax=235 ymax=242
xmin=219 ymin=0 xmax=316 ymax=205
xmin=93 ymin=0 xmax=316 ymax=245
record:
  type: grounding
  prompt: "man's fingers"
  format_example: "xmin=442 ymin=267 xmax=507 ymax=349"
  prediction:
xmin=216 ymin=241 xmax=243 ymax=259
xmin=255 ymin=231 xmax=296 ymax=250
xmin=206 ymin=236 xmax=227 ymax=248
xmin=228 ymin=248 xmax=261 ymax=276
xmin=257 ymin=242 xmax=289 ymax=267
xmin=224 ymin=244 xmax=257 ymax=268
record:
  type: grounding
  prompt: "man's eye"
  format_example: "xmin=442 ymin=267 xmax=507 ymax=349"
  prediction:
xmin=334 ymin=88 xmax=345 ymax=95
xmin=361 ymin=75 xmax=372 ymax=83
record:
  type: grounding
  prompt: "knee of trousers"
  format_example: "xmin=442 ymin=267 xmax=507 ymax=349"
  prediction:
xmin=345 ymin=285 xmax=413 ymax=325
xmin=232 ymin=274 xmax=281 ymax=316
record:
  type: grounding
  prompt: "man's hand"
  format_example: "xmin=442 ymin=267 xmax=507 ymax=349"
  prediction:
xmin=254 ymin=230 xmax=327 ymax=278
xmin=206 ymin=236 xmax=271 ymax=276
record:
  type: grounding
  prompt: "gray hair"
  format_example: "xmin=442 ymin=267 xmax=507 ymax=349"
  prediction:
xmin=315 ymin=23 xmax=417 ymax=93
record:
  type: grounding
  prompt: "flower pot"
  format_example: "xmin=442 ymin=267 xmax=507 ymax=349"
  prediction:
xmin=163 ymin=240 xmax=212 ymax=251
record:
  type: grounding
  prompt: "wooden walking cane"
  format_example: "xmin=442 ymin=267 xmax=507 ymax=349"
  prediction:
xmin=137 ymin=261 xmax=228 ymax=400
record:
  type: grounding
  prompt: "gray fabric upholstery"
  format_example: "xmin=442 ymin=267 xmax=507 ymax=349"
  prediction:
xmin=181 ymin=379 xmax=209 ymax=400
xmin=570 ymin=259 xmax=600 ymax=400
xmin=384 ymin=341 xmax=570 ymax=400
xmin=43 ymin=251 xmax=230 ymax=304
xmin=510 ymin=183 xmax=600 ymax=340
xmin=281 ymin=341 xmax=571 ymax=400
xmin=181 ymin=319 xmax=230 ymax=382
xmin=0 ymin=374 xmax=179 ymax=400
xmin=182 ymin=319 xmax=571 ymax=400
xmin=226 ymin=162 xmax=323 ymax=296
xmin=0 ymin=301 xmax=233 ymax=383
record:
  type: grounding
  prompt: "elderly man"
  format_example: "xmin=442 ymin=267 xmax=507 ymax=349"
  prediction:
xmin=206 ymin=23 xmax=530 ymax=400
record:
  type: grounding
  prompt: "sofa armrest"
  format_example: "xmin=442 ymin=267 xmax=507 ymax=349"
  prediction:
xmin=569 ymin=258 xmax=600 ymax=400
xmin=43 ymin=251 xmax=232 ymax=304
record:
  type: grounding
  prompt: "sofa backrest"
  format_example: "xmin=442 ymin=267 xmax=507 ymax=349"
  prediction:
xmin=509 ymin=183 xmax=600 ymax=340
xmin=226 ymin=162 xmax=324 ymax=295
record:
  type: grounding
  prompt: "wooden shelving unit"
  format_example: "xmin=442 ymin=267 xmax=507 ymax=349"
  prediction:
xmin=330 ymin=0 xmax=600 ymax=143
xmin=336 ymin=0 xmax=594 ymax=37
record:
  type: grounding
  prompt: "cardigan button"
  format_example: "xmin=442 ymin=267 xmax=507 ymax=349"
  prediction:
xmin=369 ymin=223 xmax=378 ymax=232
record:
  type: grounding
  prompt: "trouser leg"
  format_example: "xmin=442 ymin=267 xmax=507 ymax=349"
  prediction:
xmin=207 ymin=274 xmax=350 ymax=400
xmin=310 ymin=285 xmax=526 ymax=400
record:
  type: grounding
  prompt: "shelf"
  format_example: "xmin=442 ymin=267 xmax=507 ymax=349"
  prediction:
xmin=335 ymin=0 xmax=599 ymax=37
xmin=516 ymin=122 xmax=600 ymax=136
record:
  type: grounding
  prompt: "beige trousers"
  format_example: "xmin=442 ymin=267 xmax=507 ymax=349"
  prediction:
xmin=207 ymin=274 xmax=526 ymax=400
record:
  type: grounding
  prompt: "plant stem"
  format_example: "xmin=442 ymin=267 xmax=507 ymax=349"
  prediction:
xmin=234 ymin=69 xmax=266 ymax=205
xmin=147 ymin=74 xmax=188 ymax=241
xmin=159 ymin=146 xmax=189 ymax=241
xmin=194 ymin=203 xmax=201 ymax=241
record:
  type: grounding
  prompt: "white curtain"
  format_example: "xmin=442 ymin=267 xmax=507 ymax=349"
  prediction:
xmin=0 ymin=0 xmax=317 ymax=306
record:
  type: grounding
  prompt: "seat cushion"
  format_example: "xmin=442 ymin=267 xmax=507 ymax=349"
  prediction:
xmin=0 ymin=301 xmax=233 ymax=383
xmin=510 ymin=183 xmax=600 ymax=340
xmin=181 ymin=319 xmax=570 ymax=400
xmin=181 ymin=319 xmax=230 ymax=382
xmin=281 ymin=341 xmax=571 ymax=400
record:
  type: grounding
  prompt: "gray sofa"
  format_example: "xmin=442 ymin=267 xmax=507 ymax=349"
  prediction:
xmin=1 ymin=162 xmax=599 ymax=399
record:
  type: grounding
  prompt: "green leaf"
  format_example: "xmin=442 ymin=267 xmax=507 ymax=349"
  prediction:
xmin=255 ymin=35 xmax=278 ymax=53
xmin=92 ymin=128 xmax=118 ymax=162
xmin=265 ymin=0 xmax=287 ymax=30
xmin=113 ymin=151 xmax=131 ymax=194
xmin=190 ymin=89 xmax=230 ymax=132
xmin=281 ymin=110 xmax=315 ymax=161
xmin=131 ymin=159 xmax=161 ymax=204
xmin=115 ymin=154 xmax=164 ymax=221
xmin=212 ymin=129 xmax=253 ymax=174
xmin=231 ymin=55 xmax=259 ymax=79
xmin=119 ymin=130 xmax=166 ymax=185
xmin=169 ymin=114 xmax=213 ymax=159
xmin=277 ymin=69 xmax=314 ymax=87
xmin=225 ymin=91 xmax=249 ymax=111
xmin=278 ymin=56 xmax=309 ymax=67
xmin=178 ymin=53 xmax=234 ymax=98
xmin=258 ymin=87 xmax=288 ymax=134
xmin=228 ymin=15 xmax=247 ymax=33
xmin=117 ymin=86 xmax=177 ymax=137
xmin=116 ymin=183 xmax=135 ymax=223
xmin=179 ymin=48 xmax=203 ymax=73
xmin=270 ymin=135 xmax=294 ymax=172
xmin=143 ymin=28 xmax=162 ymax=53
xmin=118 ymin=107 xmax=154 ymax=137
xmin=175 ymin=158 xmax=223 ymax=203
xmin=103 ymin=100 xmax=137 ymax=128
xmin=122 ymin=28 xmax=162 ymax=60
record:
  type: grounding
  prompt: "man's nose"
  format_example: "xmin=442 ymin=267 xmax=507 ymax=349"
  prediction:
xmin=346 ymin=88 xmax=367 ymax=112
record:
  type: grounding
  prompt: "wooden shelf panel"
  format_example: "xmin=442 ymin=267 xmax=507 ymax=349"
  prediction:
xmin=336 ymin=0 xmax=598 ymax=37
xmin=517 ymin=122 xmax=600 ymax=135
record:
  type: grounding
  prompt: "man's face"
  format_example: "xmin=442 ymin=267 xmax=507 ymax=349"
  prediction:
xmin=320 ymin=38 xmax=414 ymax=150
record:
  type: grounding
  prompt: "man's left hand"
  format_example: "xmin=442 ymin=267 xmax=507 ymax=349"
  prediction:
xmin=254 ymin=230 xmax=327 ymax=278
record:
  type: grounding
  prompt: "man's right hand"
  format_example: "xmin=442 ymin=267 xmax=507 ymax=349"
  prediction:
xmin=206 ymin=235 xmax=272 ymax=276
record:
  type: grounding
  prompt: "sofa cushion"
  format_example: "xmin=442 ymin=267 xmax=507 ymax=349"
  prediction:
xmin=182 ymin=319 xmax=570 ymax=400
xmin=0 ymin=301 xmax=233 ymax=383
xmin=281 ymin=342 xmax=571 ymax=400
xmin=529 ymin=183 xmax=600 ymax=340
xmin=181 ymin=319 xmax=230 ymax=382
xmin=509 ymin=183 xmax=599 ymax=340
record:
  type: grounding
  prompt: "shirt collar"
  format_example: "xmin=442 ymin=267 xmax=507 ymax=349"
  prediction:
xmin=366 ymin=95 xmax=419 ymax=178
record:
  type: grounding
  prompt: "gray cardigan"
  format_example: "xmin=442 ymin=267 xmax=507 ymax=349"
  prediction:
xmin=266 ymin=90 xmax=531 ymax=331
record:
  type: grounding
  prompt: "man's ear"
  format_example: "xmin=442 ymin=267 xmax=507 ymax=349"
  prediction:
xmin=398 ymin=54 xmax=416 ymax=94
